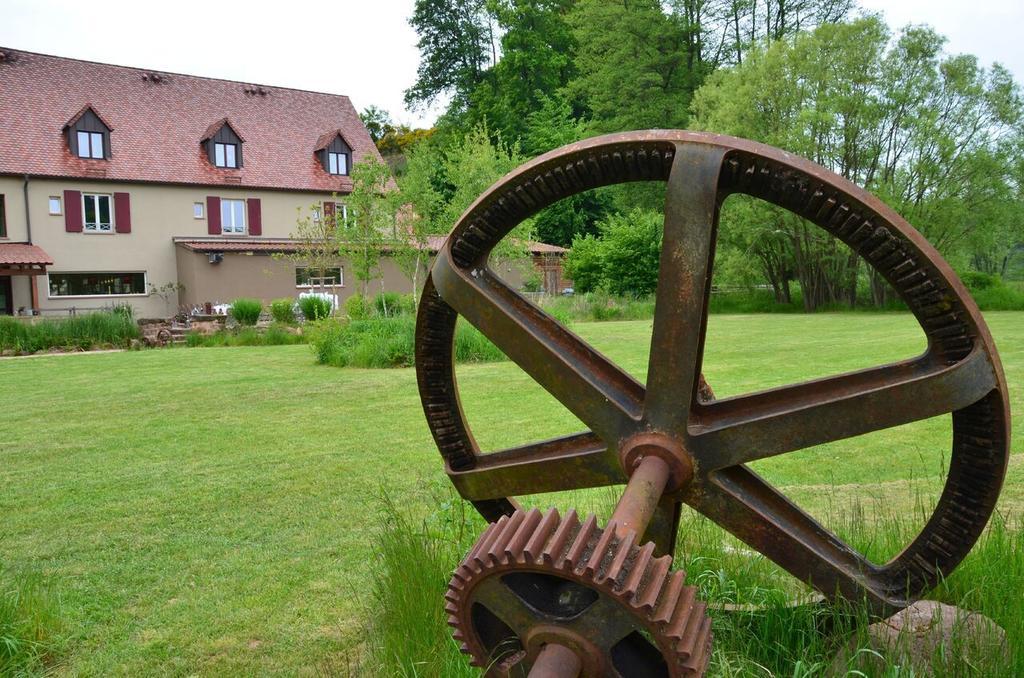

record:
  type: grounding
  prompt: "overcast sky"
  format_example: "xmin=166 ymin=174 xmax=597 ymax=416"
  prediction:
xmin=2 ymin=0 xmax=1021 ymax=130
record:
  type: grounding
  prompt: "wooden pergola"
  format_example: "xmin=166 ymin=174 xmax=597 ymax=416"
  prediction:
xmin=0 ymin=243 xmax=54 ymax=311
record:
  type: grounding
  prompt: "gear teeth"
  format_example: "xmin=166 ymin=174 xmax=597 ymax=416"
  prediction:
xmin=633 ymin=554 xmax=672 ymax=611
xmin=582 ymin=518 xmax=618 ymax=579
xmin=620 ymin=540 xmax=656 ymax=597
xmin=505 ymin=508 xmax=543 ymax=562
xmin=563 ymin=513 xmax=597 ymax=570
xmin=487 ymin=511 xmax=527 ymax=563
xmin=541 ymin=508 xmax=579 ymax=565
xmin=447 ymin=509 xmax=713 ymax=677
xmin=523 ymin=508 xmax=560 ymax=564
xmin=467 ymin=519 xmax=503 ymax=568
xmin=653 ymin=571 xmax=687 ymax=625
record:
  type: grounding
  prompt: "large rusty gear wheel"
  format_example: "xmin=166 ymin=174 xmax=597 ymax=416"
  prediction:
xmin=446 ymin=508 xmax=712 ymax=677
xmin=416 ymin=131 xmax=1010 ymax=623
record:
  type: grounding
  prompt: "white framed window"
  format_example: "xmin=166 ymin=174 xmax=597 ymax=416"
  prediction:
xmin=83 ymin=193 xmax=113 ymax=232
xmin=311 ymin=206 xmax=322 ymax=224
xmin=48 ymin=196 xmax=62 ymax=215
xmin=193 ymin=202 xmax=205 ymax=219
xmin=221 ymin=198 xmax=245 ymax=233
xmin=296 ymin=266 xmax=343 ymax=287
xmin=327 ymin=151 xmax=348 ymax=175
xmin=214 ymin=142 xmax=238 ymax=168
xmin=48 ymin=272 xmax=147 ymax=297
xmin=76 ymin=130 xmax=104 ymax=159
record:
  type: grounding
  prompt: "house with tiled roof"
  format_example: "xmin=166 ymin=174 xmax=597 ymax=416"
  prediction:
xmin=0 ymin=47 xmax=568 ymax=317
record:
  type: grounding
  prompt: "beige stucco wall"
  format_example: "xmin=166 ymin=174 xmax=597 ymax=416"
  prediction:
xmin=0 ymin=176 xmax=28 ymax=241
xmin=10 ymin=177 xmax=337 ymax=317
xmin=176 ymin=249 xmax=419 ymax=309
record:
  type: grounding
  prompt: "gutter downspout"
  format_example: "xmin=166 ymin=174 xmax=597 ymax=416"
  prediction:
xmin=23 ymin=174 xmax=39 ymax=312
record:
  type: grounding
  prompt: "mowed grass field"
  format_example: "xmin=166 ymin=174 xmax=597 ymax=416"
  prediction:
xmin=1 ymin=311 xmax=1022 ymax=675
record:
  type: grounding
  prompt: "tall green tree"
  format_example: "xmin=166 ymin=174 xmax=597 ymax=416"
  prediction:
xmin=692 ymin=17 xmax=1024 ymax=309
xmin=405 ymin=0 xmax=497 ymax=112
xmin=567 ymin=0 xmax=697 ymax=134
xmin=340 ymin=155 xmax=395 ymax=298
xmin=359 ymin=105 xmax=395 ymax=145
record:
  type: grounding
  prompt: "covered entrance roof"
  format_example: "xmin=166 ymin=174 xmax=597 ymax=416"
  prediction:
xmin=0 ymin=243 xmax=53 ymax=275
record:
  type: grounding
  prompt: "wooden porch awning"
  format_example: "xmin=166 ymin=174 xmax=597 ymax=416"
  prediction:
xmin=0 ymin=243 xmax=54 ymax=276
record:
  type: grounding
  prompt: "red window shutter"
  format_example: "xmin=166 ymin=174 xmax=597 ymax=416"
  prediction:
xmin=207 ymin=196 xmax=221 ymax=234
xmin=247 ymin=198 xmax=262 ymax=236
xmin=114 ymin=192 xmax=131 ymax=233
xmin=64 ymin=190 xmax=82 ymax=232
xmin=323 ymin=201 xmax=335 ymax=221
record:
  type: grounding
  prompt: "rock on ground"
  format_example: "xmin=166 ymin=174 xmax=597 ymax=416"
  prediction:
xmin=830 ymin=601 xmax=1007 ymax=676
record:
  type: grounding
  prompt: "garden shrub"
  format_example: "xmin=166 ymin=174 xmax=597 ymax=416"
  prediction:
xmin=374 ymin=292 xmax=404 ymax=317
xmin=344 ymin=294 xmax=370 ymax=320
xmin=309 ymin=316 xmax=504 ymax=368
xmin=229 ymin=298 xmax=263 ymax=326
xmin=269 ymin=298 xmax=296 ymax=324
xmin=960 ymin=270 xmax=1002 ymax=291
xmin=299 ymin=295 xmax=333 ymax=321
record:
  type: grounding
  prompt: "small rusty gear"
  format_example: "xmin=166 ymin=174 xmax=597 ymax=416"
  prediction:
xmin=445 ymin=508 xmax=712 ymax=677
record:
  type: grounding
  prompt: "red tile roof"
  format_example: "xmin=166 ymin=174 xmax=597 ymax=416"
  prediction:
xmin=0 ymin=243 xmax=54 ymax=266
xmin=0 ymin=48 xmax=383 ymax=192
xmin=174 ymin=237 xmax=566 ymax=256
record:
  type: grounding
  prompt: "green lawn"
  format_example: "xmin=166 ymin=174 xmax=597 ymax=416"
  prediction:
xmin=1 ymin=312 xmax=1022 ymax=675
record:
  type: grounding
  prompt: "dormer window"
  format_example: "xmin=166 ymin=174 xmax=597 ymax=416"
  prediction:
xmin=214 ymin=142 xmax=238 ymax=168
xmin=315 ymin=131 xmax=351 ymax=176
xmin=201 ymin=119 xmax=244 ymax=169
xmin=64 ymin=106 xmax=112 ymax=160
xmin=328 ymin=151 xmax=347 ymax=175
xmin=77 ymin=131 xmax=104 ymax=159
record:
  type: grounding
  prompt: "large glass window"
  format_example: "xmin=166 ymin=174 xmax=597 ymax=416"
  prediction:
xmin=221 ymin=199 xmax=246 ymax=233
xmin=76 ymin=131 xmax=104 ymax=159
xmin=327 ymin=151 xmax=348 ymax=175
xmin=214 ymin=142 xmax=238 ymax=168
xmin=296 ymin=266 xmax=343 ymax=287
xmin=83 ymin=194 xmax=112 ymax=232
xmin=49 ymin=272 xmax=146 ymax=297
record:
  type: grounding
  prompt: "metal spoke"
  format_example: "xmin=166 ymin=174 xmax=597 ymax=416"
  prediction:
xmin=433 ymin=251 xmax=644 ymax=443
xmin=472 ymin=576 xmax=543 ymax=639
xmin=643 ymin=143 xmax=728 ymax=434
xmin=448 ymin=432 xmax=623 ymax=501
xmin=687 ymin=465 xmax=890 ymax=609
xmin=691 ymin=348 xmax=997 ymax=471
xmin=563 ymin=595 xmax=641 ymax=651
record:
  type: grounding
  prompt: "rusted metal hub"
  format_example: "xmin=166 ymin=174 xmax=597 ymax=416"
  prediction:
xmin=619 ymin=432 xmax=694 ymax=494
xmin=416 ymin=130 xmax=1010 ymax=675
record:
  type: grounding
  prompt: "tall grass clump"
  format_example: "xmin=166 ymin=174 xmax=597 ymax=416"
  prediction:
xmin=0 ymin=312 xmax=139 ymax=354
xmin=0 ymin=565 xmax=64 ymax=675
xmin=229 ymin=298 xmax=263 ymax=325
xmin=184 ymin=323 xmax=305 ymax=348
xmin=298 ymin=295 xmax=333 ymax=321
xmin=359 ymin=491 xmax=484 ymax=677
xmin=309 ymin=316 xmax=504 ymax=368
xmin=269 ymin=298 xmax=296 ymax=324
xmin=541 ymin=291 xmax=655 ymax=322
